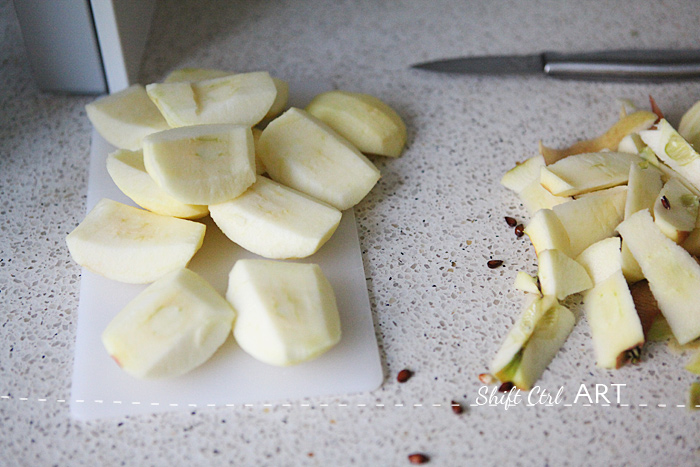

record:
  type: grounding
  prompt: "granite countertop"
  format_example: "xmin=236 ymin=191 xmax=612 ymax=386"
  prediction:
xmin=3 ymin=0 xmax=700 ymax=465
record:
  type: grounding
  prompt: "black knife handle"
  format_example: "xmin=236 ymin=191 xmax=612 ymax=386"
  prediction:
xmin=543 ymin=49 xmax=700 ymax=81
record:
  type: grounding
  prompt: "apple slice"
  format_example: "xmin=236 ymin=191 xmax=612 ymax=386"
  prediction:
xmin=540 ymin=151 xmax=640 ymax=197
xmin=620 ymin=241 xmax=644 ymax=284
xmin=518 ymin=179 xmax=572 ymax=214
xmin=576 ymin=237 xmax=644 ymax=369
xmin=552 ymin=186 xmax=627 ymax=257
xmin=491 ymin=294 xmax=574 ymax=390
xmin=513 ymin=271 xmax=541 ymax=295
xmin=501 ymin=155 xmax=545 ymax=193
xmin=106 ymin=149 xmax=208 ymax=219
xmin=686 ymin=349 xmax=700 ymax=375
xmin=639 ymin=118 xmax=700 ymax=191
xmin=209 ymin=176 xmax=342 ymax=259
xmin=102 ymin=268 xmax=235 ymax=379
xmin=227 ymin=259 xmax=341 ymax=366
xmin=617 ymin=209 xmax=700 ymax=344
xmin=653 ymin=177 xmax=699 ymax=243
xmin=305 ymin=90 xmax=407 ymax=157
xmin=163 ymin=68 xmax=289 ymax=121
xmin=257 ymin=108 xmax=381 ymax=210
xmin=85 ymin=84 xmax=170 ymax=150
xmin=142 ymin=124 xmax=256 ymax=205
xmin=537 ymin=249 xmax=592 ymax=300
xmin=251 ymin=127 xmax=266 ymax=175
xmin=66 ymin=199 xmax=205 ymax=284
xmin=539 ymin=110 xmax=657 ymax=165
xmin=146 ymin=71 xmax=277 ymax=127
xmin=624 ymin=160 xmax=663 ymax=219
xmin=523 ymin=208 xmax=571 ymax=257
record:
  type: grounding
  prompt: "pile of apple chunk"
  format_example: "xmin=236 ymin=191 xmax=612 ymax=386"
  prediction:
xmin=492 ymin=99 xmax=700 ymax=405
xmin=67 ymin=68 xmax=407 ymax=379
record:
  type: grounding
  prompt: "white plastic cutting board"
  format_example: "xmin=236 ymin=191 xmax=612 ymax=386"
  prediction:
xmin=70 ymin=83 xmax=384 ymax=420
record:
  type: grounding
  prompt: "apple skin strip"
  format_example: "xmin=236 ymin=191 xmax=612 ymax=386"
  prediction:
xmin=539 ymin=111 xmax=657 ymax=165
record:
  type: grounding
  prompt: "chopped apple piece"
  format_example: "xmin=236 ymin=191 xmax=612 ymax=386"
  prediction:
xmin=258 ymin=108 xmax=381 ymax=211
xmin=552 ymin=186 xmax=627 ymax=257
xmin=537 ymin=249 xmax=592 ymax=300
xmin=85 ymin=84 xmax=170 ymax=150
xmin=491 ymin=295 xmax=574 ymax=390
xmin=617 ymin=209 xmax=700 ymax=344
xmin=146 ymin=71 xmax=277 ymax=127
xmin=501 ymin=155 xmax=545 ymax=193
xmin=524 ymin=208 xmax=571 ymax=257
xmin=66 ymin=199 xmax=205 ymax=284
xmin=540 ymin=152 xmax=640 ymax=197
xmin=227 ymin=259 xmax=341 ymax=366
xmin=624 ymin=160 xmax=663 ymax=219
xmin=653 ymin=177 xmax=699 ymax=243
xmin=679 ymin=99 xmax=700 ymax=150
xmin=575 ymin=237 xmax=622 ymax=284
xmin=143 ymin=124 xmax=256 ymax=205
xmin=106 ymin=149 xmax=208 ymax=219
xmin=620 ymin=241 xmax=644 ymax=284
xmin=306 ymin=90 xmax=407 ymax=157
xmin=576 ymin=237 xmax=644 ymax=369
xmin=101 ymin=268 xmax=235 ymax=379
xmin=639 ymin=119 xmax=700 ymax=192
xmin=209 ymin=176 xmax=342 ymax=259
xmin=518 ymin=179 xmax=572 ymax=214
xmin=513 ymin=271 xmax=541 ymax=295
xmin=539 ymin=111 xmax=657 ymax=165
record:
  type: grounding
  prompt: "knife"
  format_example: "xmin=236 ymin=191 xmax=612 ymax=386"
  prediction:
xmin=411 ymin=49 xmax=700 ymax=81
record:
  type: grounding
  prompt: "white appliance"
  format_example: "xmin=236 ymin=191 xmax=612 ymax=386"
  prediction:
xmin=13 ymin=0 xmax=157 ymax=94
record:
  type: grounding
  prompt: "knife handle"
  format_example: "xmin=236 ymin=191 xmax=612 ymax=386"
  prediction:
xmin=542 ymin=49 xmax=700 ymax=80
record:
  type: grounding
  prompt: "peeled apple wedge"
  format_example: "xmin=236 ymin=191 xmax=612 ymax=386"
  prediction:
xmin=85 ymin=84 xmax=170 ymax=150
xmin=106 ymin=149 xmax=208 ymax=219
xmin=142 ymin=124 xmax=256 ymax=205
xmin=146 ymin=71 xmax=277 ymax=127
xmin=617 ymin=209 xmax=700 ymax=345
xmin=258 ymin=108 xmax=381 ymax=211
xmin=305 ymin=90 xmax=407 ymax=157
xmin=491 ymin=294 xmax=575 ymax=390
xmin=537 ymin=249 xmax=592 ymax=300
xmin=540 ymin=151 xmax=640 ymax=197
xmin=208 ymin=176 xmax=342 ymax=259
xmin=66 ymin=199 xmax=205 ymax=284
xmin=102 ymin=268 xmax=235 ymax=379
xmin=163 ymin=68 xmax=289 ymax=121
xmin=639 ymin=119 xmax=700 ymax=192
xmin=552 ymin=186 xmax=627 ymax=257
xmin=653 ymin=177 xmax=699 ymax=244
xmin=576 ymin=237 xmax=644 ymax=369
xmin=227 ymin=259 xmax=341 ymax=366
xmin=518 ymin=179 xmax=572 ymax=214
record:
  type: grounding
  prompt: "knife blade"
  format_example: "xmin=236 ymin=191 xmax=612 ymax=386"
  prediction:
xmin=411 ymin=49 xmax=700 ymax=81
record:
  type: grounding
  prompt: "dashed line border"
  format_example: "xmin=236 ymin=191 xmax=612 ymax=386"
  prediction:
xmin=1 ymin=395 xmax=698 ymax=409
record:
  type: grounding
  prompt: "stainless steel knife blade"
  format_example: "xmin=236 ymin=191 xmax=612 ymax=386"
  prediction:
xmin=412 ymin=49 xmax=700 ymax=81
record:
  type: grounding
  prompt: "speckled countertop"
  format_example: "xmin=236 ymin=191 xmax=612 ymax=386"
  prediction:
xmin=3 ymin=0 xmax=700 ymax=465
